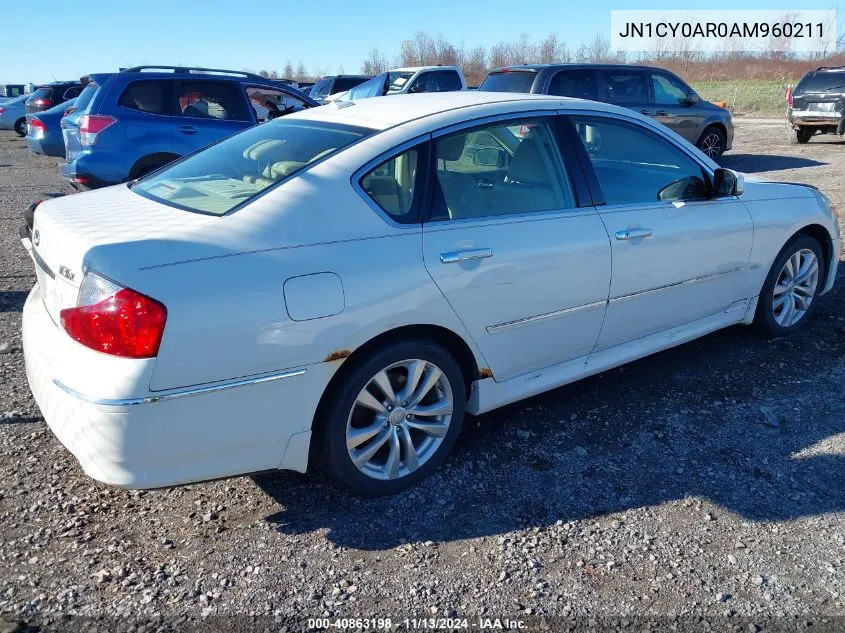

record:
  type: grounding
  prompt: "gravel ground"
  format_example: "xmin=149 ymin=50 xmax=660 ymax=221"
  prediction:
xmin=0 ymin=121 xmax=843 ymax=633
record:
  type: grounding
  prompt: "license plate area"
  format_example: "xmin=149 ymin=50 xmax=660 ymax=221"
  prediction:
xmin=808 ymin=102 xmax=837 ymax=112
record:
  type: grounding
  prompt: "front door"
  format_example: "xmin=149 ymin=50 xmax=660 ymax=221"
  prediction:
xmin=421 ymin=115 xmax=612 ymax=380
xmin=649 ymin=70 xmax=701 ymax=143
xmin=566 ymin=115 xmax=753 ymax=350
xmin=171 ymin=79 xmax=253 ymax=154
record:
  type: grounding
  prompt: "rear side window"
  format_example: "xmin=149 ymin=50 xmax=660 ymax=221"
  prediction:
xmin=548 ymin=69 xmax=597 ymax=100
xmin=360 ymin=148 xmax=422 ymax=223
xmin=73 ymin=84 xmax=99 ymax=113
xmin=176 ymin=81 xmax=250 ymax=122
xmin=600 ymin=70 xmax=648 ymax=105
xmin=30 ymin=87 xmax=53 ymax=100
xmin=119 ymin=80 xmax=169 ymax=114
xmin=434 ymin=71 xmax=462 ymax=92
xmin=64 ymin=86 xmax=82 ymax=99
xmin=479 ymin=72 xmax=536 ymax=93
xmin=795 ymin=70 xmax=845 ymax=93
xmin=132 ymin=119 xmax=374 ymax=215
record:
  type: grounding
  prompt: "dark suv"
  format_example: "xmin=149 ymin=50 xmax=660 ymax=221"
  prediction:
xmin=480 ymin=64 xmax=733 ymax=159
xmin=59 ymin=65 xmax=318 ymax=189
xmin=788 ymin=66 xmax=845 ymax=143
xmin=25 ymin=81 xmax=83 ymax=113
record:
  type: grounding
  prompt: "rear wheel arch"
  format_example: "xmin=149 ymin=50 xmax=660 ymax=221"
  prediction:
xmin=311 ymin=324 xmax=482 ymax=437
xmin=128 ymin=152 xmax=180 ymax=180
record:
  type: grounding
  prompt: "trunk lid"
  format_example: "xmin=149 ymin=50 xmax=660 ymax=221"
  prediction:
xmin=31 ymin=185 xmax=215 ymax=324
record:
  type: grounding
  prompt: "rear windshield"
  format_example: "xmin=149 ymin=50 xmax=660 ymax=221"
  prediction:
xmin=132 ymin=118 xmax=375 ymax=215
xmin=30 ymin=87 xmax=53 ymax=99
xmin=795 ymin=70 xmax=845 ymax=93
xmin=73 ymin=84 xmax=99 ymax=113
xmin=480 ymin=71 xmax=537 ymax=93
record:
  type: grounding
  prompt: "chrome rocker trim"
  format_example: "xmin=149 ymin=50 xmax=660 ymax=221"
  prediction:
xmin=53 ymin=368 xmax=307 ymax=407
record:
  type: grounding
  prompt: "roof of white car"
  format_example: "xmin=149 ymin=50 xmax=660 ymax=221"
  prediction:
xmin=391 ymin=66 xmax=461 ymax=72
xmin=294 ymin=91 xmax=600 ymax=131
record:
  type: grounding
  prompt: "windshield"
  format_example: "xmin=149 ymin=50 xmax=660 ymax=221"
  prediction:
xmin=132 ymin=119 xmax=375 ymax=215
xmin=387 ymin=71 xmax=415 ymax=93
xmin=479 ymin=71 xmax=537 ymax=93
xmin=795 ymin=71 xmax=845 ymax=94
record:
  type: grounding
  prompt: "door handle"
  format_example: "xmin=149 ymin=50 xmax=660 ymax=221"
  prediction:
xmin=640 ymin=109 xmax=651 ymax=115
xmin=615 ymin=228 xmax=653 ymax=241
xmin=177 ymin=125 xmax=197 ymax=134
xmin=477 ymin=180 xmax=494 ymax=189
xmin=440 ymin=248 xmax=493 ymax=264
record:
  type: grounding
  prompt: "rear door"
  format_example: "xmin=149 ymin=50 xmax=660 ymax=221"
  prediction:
xmin=597 ymin=68 xmax=652 ymax=117
xmin=648 ymin=70 xmax=700 ymax=142
xmin=420 ymin=114 xmax=611 ymax=380
xmin=171 ymin=79 xmax=253 ymax=153
xmin=547 ymin=68 xmax=599 ymax=101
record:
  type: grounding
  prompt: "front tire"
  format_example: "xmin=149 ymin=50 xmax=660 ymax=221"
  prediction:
xmin=697 ymin=125 xmax=726 ymax=159
xmin=14 ymin=118 xmax=26 ymax=136
xmin=314 ymin=339 xmax=466 ymax=496
xmin=753 ymin=235 xmax=824 ymax=337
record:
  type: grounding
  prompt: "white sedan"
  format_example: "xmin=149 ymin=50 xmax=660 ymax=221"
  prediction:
xmin=21 ymin=92 xmax=840 ymax=496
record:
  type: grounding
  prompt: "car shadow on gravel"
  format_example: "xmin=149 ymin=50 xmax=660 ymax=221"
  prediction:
xmin=0 ymin=290 xmax=29 ymax=312
xmin=720 ymin=154 xmax=827 ymax=173
xmin=256 ymin=265 xmax=845 ymax=550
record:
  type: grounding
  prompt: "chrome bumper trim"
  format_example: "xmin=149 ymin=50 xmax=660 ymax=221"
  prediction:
xmin=53 ymin=368 xmax=307 ymax=407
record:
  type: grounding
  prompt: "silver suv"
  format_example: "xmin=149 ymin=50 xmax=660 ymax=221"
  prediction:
xmin=480 ymin=64 xmax=733 ymax=159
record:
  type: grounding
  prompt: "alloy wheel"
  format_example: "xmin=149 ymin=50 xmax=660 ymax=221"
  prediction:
xmin=700 ymin=132 xmax=722 ymax=158
xmin=772 ymin=248 xmax=819 ymax=327
xmin=346 ymin=359 xmax=454 ymax=481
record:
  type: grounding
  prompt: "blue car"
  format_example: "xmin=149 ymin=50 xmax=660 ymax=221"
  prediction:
xmin=60 ymin=66 xmax=319 ymax=189
xmin=25 ymin=98 xmax=77 ymax=158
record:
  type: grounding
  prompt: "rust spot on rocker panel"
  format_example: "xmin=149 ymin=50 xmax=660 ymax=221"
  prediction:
xmin=479 ymin=367 xmax=493 ymax=379
xmin=324 ymin=349 xmax=353 ymax=362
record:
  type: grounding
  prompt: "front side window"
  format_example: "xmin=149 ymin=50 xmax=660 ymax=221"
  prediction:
xmin=133 ymin=119 xmax=373 ymax=215
xmin=118 ymin=80 xmax=169 ymax=114
xmin=360 ymin=148 xmax=421 ymax=223
xmin=432 ymin=118 xmax=575 ymax=221
xmin=600 ymin=70 xmax=648 ymax=105
xmin=571 ymin=116 xmax=708 ymax=205
xmin=176 ymin=80 xmax=249 ymax=122
xmin=245 ymin=86 xmax=306 ymax=122
xmin=548 ymin=69 xmax=598 ymax=100
xmin=651 ymin=72 xmax=690 ymax=105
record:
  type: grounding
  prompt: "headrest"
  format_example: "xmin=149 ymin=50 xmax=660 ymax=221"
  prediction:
xmin=507 ymin=138 xmax=550 ymax=185
xmin=437 ymin=134 xmax=466 ymax=162
xmin=243 ymin=139 xmax=285 ymax=161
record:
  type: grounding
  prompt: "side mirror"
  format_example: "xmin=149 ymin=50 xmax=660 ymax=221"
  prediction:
xmin=685 ymin=93 xmax=699 ymax=105
xmin=713 ymin=168 xmax=744 ymax=197
xmin=473 ymin=147 xmax=505 ymax=167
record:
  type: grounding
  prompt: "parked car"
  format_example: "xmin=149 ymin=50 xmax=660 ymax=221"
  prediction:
xmin=25 ymin=81 xmax=83 ymax=113
xmin=480 ymin=64 xmax=733 ymax=159
xmin=1 ymin=84 xmax=26 ymax=98
xmin=21 ymin=92 xmax=838 ymax=495
xmin=337 ymin=66 xmax=467 ymax=101
xmin=0 ymin=94 xmax=29 ymax=136
xmin=310 ymin=75 xmax=372 ymax=102
xmin=25 ymin=98 xmax=76 ymax=158
xmin=788 ymin=66 xmax=845 ymax=143
xmin=59 ymin=65 xmax=319 ymax=189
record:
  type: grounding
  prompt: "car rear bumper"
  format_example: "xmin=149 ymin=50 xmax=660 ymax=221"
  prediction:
xmin=58 ymin=158 xmax=113 ymax=190
xmin=789 ymin=110 xmax=843 ymax=126
xmin=25 ymin=135 xmax=65 ymax=158
xmin=23 ymin=287 xmax=331 ymax=488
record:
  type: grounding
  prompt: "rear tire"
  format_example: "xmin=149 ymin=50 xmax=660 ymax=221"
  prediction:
xmin=789 ymin=127 xmax=813 ymax=144
xmin=14 ymin=118 xmax=26 ymax=137
xmin=753 ymin=235 xmax=824 ymax=337
xmin=313 ymin=339 xmax=466 ymax=496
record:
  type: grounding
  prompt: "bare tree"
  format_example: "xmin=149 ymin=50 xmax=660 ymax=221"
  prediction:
xmin=585 ymin=32 xmax=613 ymax=63
xmin=283 ymin=61 xmax=294 ymax=80
xmin=295 ymin=62 xmax=308 ymax=82
xmin=361 ymin=47 xmax=388 ymax=75
xmin=462 ymin=45 xmax=487 ymax=86
xmin=258 ymin=70 xmax=270 ymax=78
xmin=399 ymin=31 xmax=437 ymax=66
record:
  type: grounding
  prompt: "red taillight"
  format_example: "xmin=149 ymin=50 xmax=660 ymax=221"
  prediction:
xmin=60 ymin=273 xmax=167 ymax=359
xmin=29 ymin=118 xmax=47 ymax=136
xmin=786 ymin=86 xmax=793 ymax=106
xmin=33 ymin=98 xmax=52 ymax=108
xmin=0 ymin=106 xmax=6 ymax=115
xmin=78 ymin=114 xmax=117 ymax=146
